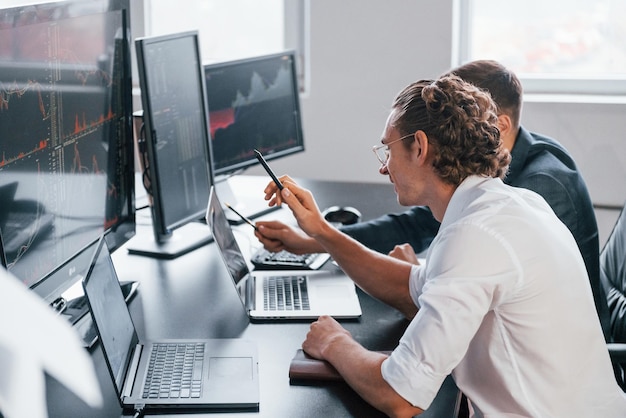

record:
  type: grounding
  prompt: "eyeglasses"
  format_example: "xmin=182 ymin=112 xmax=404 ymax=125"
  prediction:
xmin=372 ymin=132 xmax=416 ymax=165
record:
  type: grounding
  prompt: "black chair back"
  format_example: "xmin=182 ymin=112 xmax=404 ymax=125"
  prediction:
xmin=600 ymin=206 xmax=626 ymax=388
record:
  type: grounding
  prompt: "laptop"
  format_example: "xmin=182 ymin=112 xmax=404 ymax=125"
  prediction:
xmin=82 ymin=235 xmax=259 ymax=413
xmin=206 ymin=186 xmax=362 ymax=320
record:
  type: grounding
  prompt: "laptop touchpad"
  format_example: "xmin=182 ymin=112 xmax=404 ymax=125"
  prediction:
xmin=315 ymin=283 xmax=356 ymax=299
xmin=208 ymin=357 xmax=253 ymax=380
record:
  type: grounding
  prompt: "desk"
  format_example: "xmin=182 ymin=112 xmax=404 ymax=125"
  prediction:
xmin=46 ymin=176 xmax=460 ymax=417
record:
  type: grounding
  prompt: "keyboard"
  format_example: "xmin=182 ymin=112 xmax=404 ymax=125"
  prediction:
xmin=251 ymin=248 xmax=330 ymax=270
xmin=263 ymin=275 xmax=310 ymax=311
xmin=143 ymin=342 xmax=205 ymax=399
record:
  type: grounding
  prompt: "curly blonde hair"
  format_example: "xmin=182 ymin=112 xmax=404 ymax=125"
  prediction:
xmin=390 ymin=75 xmax=511 ymax=185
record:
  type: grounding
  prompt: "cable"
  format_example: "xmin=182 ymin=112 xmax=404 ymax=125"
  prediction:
xmin=137 ymin=123 xmax=153 ymax=198
xmin=132 ymin=404 xmax=145 ymax=417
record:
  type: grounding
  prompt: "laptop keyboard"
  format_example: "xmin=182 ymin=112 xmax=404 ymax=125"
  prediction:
xmin=142 ymin=342 xmax=205 ymax=399
xmin=263 ymin=275 xmax=310 ymax=311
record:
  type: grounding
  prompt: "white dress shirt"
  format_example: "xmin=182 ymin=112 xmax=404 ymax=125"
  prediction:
xmin=381 ymin=175 xmax=626 ymax=417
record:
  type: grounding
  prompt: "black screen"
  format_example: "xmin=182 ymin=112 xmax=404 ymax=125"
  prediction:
xmin=83 ymin=236 xmax=137 ymax=395
xmin=135 ymin=31 xmax=213 ymax=243
xmin=204 ymin=51 xmax=304 ymax=176
xmin=0 ymin=0 xmax=134 ymax=302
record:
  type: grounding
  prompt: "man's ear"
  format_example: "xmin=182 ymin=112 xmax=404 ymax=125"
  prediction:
xmin=497 ymin=114 xmax=512 ymax=136
xmin=413 ymin=130 xmax=429 ymax=164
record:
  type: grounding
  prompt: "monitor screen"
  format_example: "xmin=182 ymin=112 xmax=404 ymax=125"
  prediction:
xmin=132 ymin=31 xmax=213 ymax=257
xmin=0 ymin=0 xmax=135 ymax=303
xmin=204 ymin=51 xmax=304 ymax=176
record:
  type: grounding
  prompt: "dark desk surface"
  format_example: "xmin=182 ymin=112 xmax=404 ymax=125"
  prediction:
xmin=46 ymin=176 xmax=460 ymax=418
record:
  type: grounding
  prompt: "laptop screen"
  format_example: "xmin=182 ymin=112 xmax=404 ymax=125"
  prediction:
xmin=206 ymin=187 xmax=251 ymax=297
xmin=83 ymin=236 xmax=138 ymax=396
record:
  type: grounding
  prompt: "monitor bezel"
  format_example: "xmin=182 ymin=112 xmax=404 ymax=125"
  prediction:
xmin=103 ymin=0 xmax=136 ymax=254
xmin=135 ymin=31 xmax=214 ymax=243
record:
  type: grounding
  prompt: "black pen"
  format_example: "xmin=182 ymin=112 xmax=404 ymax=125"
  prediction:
xmin=225 ymin=202 xmax=257 ymax=230
xmin=254 ymin=149 xmax=284 ymax=190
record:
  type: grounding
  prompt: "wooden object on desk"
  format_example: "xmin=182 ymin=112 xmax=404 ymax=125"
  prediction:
xmin=289 ymin=349 xmax=391 ymax=383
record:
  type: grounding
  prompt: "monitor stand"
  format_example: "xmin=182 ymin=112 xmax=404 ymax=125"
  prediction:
xmin=215 ymin=175 xmax=279 ymax=225
xmin=126 ymin=221 xmax=213 ymax=259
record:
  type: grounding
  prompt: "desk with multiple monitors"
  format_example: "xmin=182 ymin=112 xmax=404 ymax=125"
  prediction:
xmin=0 ymin=0 xmax=306 ymax=356
xmin=0 ymin=0 xmax=307 ymax=308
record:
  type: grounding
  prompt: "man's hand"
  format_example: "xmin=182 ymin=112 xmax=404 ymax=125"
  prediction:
xmin=302 ymin=315 xmax=352 ymax=360
xmin=301 ymin=315 xmax=425 ymax=417
xmin=254 ymin=220 xmax=322 ymax=255
xmin=388 ymin=243 xmax=420 ymax=265
xmin=263 ymin=176 xmax=330 ymax=239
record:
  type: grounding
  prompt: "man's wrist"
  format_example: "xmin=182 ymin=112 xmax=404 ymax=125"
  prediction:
xmin=314 ymin=221 xmax=343 ymax=249
xmin=321 ymin=331 xmax=354 ymax=362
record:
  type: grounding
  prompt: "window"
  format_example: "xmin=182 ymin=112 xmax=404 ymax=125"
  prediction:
xmin=134 ymin=0 xmax=306 ymax=90
xmin=456 ymin=0 xmax=626 ymax=96
xmin=145 ymin=0 xmax=285 ymax=63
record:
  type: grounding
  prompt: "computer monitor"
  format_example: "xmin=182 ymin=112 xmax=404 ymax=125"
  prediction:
xmin=203 ymin=51 xmax=305 ymax=222
xmin=0 ymin=0 xmax=135 ymax=305
xmin=130 ymin=31 xmax=213 ymax=259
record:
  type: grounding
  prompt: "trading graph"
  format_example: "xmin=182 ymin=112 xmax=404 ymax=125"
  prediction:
xmin=0 ymin=9 xmax=125 ymax=284
xmin=0 ymin=79 xmax=51 ymax=167
xmin=206 ymin=55 xmax=301 ymax=172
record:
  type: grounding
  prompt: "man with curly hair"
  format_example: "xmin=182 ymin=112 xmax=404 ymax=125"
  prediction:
xmin=256 ymin=76 xmax=626 ymax=417
xmin=254 ymin=60 xmax=609 ymax=343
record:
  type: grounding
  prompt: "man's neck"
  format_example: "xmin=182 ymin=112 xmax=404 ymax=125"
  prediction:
xmin=429 ymin=181 xmax=458 ymax=222
xmin=502 ymin=127 xmax=519 ymax=153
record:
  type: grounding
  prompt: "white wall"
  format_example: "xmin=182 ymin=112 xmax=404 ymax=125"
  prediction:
xmin=243 ymin=0 xmax=626 ymax=244
xmin=247 ymin=0 xmax=453 ymax=183
xmin=523 ymin=99 xmax=626 ymax=244
xmin=523 ymin=100 xmax=626 ymax=208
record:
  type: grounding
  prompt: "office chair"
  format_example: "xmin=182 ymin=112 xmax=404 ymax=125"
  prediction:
xmin=600 ymin=204 xmax=626 ymax=390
